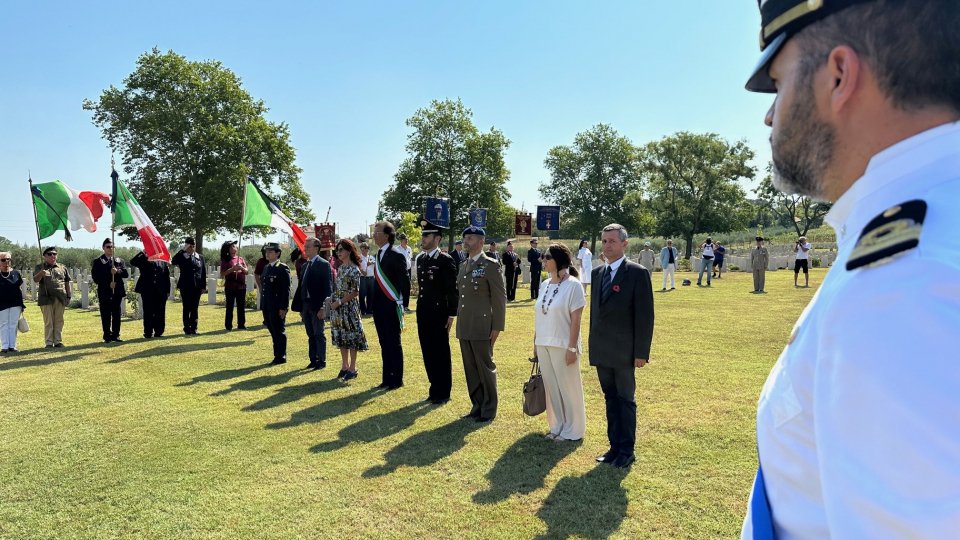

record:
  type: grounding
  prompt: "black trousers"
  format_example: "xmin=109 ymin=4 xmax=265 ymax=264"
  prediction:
xmin=401 ymin=270 xmax=412 ymax=309
xmin=262 ymin=306 xmax=287 ymax=361
xmin=373 ymin=302 xmax=404 ymax=387
xmin=98 ymin=293 xmax=123 ymax=340
xmin=180 ymin=288 xmax=202 ymax=333
xmin=530 ymin=267 xmax=542 ymax=298
xmin=359 ymin=276 xmax=374 ymax=315
xmin=302 ymin=307 xmax=326 ymax=365
xmin=224 ymin=288 xmax=246 ymax=329
xmin=505 ymin=272 xmax=518 ymax=301
xmin=596 ymin=366 xmax=637 ymax=457
xmin=416 ymin=311 xmax=452 ymax=400
xmin=140 ymin=293 xmax=167 ymax=337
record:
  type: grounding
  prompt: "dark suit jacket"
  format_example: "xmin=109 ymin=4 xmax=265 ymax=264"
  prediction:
xmin=131 ymin=252 xmax=170 ymax=298
xmin=502 ymin=251 xmax=520 ymax=276
xmin=371 ymin=246 xmax=409 ymax=312
xmin=300 ymin=256 xmax=332 ymax=313
xmin=261 ymin=262 xmax=291 ymax=311
xmin=588 ymin=260 xmax=654 ymax=368
xmin=171 ymin=250 xmax=206 ymax=291
xmin=91 ymin=255 xmax=129 ymax=298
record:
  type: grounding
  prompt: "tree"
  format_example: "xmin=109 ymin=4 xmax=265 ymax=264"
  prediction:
xmin=540 ymin=124 xmax=644 ymax=252
xmin=83 ymin=48 xmax=313 ymax=252
xmin=381 ymin=99 xmax=511 ymax=250
xmin=754 ymin=164 xmax=831 ymax=237
xmin=642 ymin=132 xmax=756 ymax=257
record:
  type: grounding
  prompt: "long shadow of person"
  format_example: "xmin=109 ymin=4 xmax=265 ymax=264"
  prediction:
xmin=210 ymin=369 xmax=315 ymax=397
xmin=108 ymin=340 xmax=254 ymax=364
xmin=473 ymin=433 xmax=580 ymax=504
xmin=264 ymin=387 xmax=381 ymax=429
xmin=309 ymin=402 xmax=433 ymax=453
xmin=363 ymin=417 xmax=484 ymax=478
xmin=0 ymin=352 xmax=87 ymax=372
xmin=239 ymin=378 xmax=342 ymax=407
xmin=534 ymin=466 xmax=629 ymax=540
xmin=175 ymin=363 xmax=272 ymax=387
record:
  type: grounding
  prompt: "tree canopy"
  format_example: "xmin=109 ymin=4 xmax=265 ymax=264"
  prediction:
xmin=83 ymin=48 xmax=313 ymax=251
xmin=754 ymin=164 xmax=831 ymax=237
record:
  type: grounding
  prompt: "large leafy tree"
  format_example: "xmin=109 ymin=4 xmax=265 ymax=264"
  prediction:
xmin=381 ymin=98 xmax=512 ymax=249
xmin=754 ymin=164 xmax=831 ymax=236
xmin=642 ymin=132 xmax=756 ymax=257
xmin=540 ymin=124 xmax=644 ymax=252
xmin=83 ymin=48 xmax=313 ymax=251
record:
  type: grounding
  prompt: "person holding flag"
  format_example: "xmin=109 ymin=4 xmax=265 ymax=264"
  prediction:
xmin=33 ymin=247 xmax=71 ymax=348
xmin=371 ymin=220 xmax=409 ymax=391
xmin=130 ymin=250 xmax=170 ymax=339
xmin=91 ymin=238 xmax=129 ymax=343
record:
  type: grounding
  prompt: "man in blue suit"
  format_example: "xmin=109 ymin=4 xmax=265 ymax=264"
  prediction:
xmin=299 ymin=237 xmax=332 ymax=370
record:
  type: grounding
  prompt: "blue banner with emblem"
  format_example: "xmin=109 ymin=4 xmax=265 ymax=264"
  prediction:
xmin=469 ymin=208 xmax=487 ymax=228
xmin=424 ymin=197 xmax=450 ymax=228
xmin=536 ymin=205 xmax=560 ymax=231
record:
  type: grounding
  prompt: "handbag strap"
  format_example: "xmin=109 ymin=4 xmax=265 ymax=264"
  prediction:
xmin=530 ymin=359 xmax=541 ymax=377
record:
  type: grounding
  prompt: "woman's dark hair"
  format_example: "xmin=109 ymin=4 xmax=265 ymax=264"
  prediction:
xmin=548 ymin=243 xmax=579 ymax=278
xmin=578 ymin=240 xmax=588 ymax=249
xmin=289 ymin=247 xmax=302 ymax=263
xmin=336 ymin=239 xmax=362 ymax=267
xmin=219 ymin=241 xmax=236 ymax=262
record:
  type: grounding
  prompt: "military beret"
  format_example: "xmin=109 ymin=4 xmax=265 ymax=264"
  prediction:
xmin=462 ymin=226 xmax=486 ymax=237
xmin=264 ymin=242 xmax=282 ymax=252
xmin=746 ymin=0 xmax=875 ymax=93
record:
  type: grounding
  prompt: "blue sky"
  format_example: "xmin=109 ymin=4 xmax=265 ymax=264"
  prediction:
xmin=0 ymin=1 xmax=774 ymax=249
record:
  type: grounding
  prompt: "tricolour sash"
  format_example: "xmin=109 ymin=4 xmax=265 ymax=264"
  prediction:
xmin=374 ymin=250 xmax=404 ymax=330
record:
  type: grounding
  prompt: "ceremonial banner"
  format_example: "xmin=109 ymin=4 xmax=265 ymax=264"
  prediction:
xmin=112 ymin=175 xmax=171 ymax=262
xmin=31 ymin=180 xmax=111 ymax=240
xmin=536 ymin=205 xmax=560 ymax=231
xmin=316 ymin=223 xmax=336 ymax=250
xmin=424 ymin=197 xmax=450 ymax=228
xmin=242 ymin=179 xmax=308 ymax=252
xmin=515 ymin=213 xmax=532 ymax=236
xmin=469 ymin=208 xmax=487 ymax=228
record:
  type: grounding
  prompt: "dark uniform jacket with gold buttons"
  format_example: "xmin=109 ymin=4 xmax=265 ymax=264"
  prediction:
xmin=416 ymin=249 xmax=458 ymax=319
xmin=260 ymin=261 xmax=290 ymax=311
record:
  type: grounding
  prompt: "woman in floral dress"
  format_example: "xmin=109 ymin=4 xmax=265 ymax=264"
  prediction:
xmin=329 ymin=239 xmax=368 ymax=381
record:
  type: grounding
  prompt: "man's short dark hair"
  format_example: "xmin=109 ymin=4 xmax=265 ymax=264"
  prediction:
xmin=796 ymin=0 xmax=960 ymax=114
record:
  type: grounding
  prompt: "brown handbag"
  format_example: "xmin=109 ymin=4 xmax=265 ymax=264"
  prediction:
xmin=523 ymin=358 xmax=546 ymax=416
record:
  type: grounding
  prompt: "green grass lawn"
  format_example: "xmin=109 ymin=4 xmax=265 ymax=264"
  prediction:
xmin=0 ymin=269 xmax=825 ymax=539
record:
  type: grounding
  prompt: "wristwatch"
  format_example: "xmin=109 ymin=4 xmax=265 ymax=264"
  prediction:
xmin=566 ymin=347 xmax=577 ymax=353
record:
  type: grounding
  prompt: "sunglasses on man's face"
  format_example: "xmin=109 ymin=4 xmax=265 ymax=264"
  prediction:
xmin=0 ymin=259 xmax=9 ymax=262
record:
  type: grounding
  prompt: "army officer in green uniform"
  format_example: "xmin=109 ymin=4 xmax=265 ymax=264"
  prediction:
xmin=260 ymin=242 xmax=291 ymax=365
xmin=456 ymin=226 xmax=507 ymax=423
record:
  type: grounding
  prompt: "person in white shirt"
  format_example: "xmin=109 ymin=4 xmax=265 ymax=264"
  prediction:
xmin=742 ymin=1 xmax=960 ymax=538
xmin=792 ymin=236 xmax=812 ymax=287
xmin=696 ymin=237 xmax=714 ymax=287
xmin=358 ymin=243 xmax=376 ymax=316
xmin=533 ymin=243 xmax=587 ymax=442
xmin=397 ymin=234 xmax=413 ymax=312
xmin=576 ymin=240 xmax=592 ymax=293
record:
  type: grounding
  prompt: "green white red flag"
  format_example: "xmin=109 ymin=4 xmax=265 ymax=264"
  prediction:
xmin=111 ymin=174 xmax=171 ymax=262
xmin=242 ymin=179 xmax=307 ymax=252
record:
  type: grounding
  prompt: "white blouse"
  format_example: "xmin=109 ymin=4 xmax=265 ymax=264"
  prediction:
xmin=534 ymin=276 xmax=586 ymax=350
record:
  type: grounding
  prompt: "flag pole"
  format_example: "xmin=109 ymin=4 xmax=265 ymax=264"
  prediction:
xmin=110 ymin=158 xmax=119 ymax=292
xmin=28 ymin=171 xmax=43 ymax=261
xmin=239 ymin=169 xmax=249 ymax=247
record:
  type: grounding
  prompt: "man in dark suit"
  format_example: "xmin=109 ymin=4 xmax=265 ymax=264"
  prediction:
xmin=91 ymin=238 xmax=129 ymax=342
xmin=451 ymin=240 xmax=466 ymax=269
xmin=299 ymin=236 xmax=332 ymax=370
xmin=485 ymin=241 xmax=501 ymax=265
xmin=371 ymin=220 xmax=409 ymax=390
xmin=131 ymin=250 xmax=170 ymax=338
xmin=415 ymin=216 xmax=458 ymax=404
xmin=502 ymin=241 xmax=521 ymax=302
xmin=260 ymin=242 xmax=291 ymax=365
xmin=527 ymin=238 xmax=543 ymax=299
xmin=171 ymin=237 xmax=206 ymax=335
xmin=590 ymin=223 xmax=654 ymax=469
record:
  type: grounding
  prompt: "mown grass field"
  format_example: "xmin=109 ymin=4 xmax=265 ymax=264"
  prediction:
xmin=0 ymin=269 xmax=826 ymax=539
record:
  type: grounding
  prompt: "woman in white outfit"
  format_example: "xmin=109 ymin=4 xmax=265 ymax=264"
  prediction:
xmin=576 ymin=240 xmax=592 ymax=294
xmin=533 ymin=243 xmax=586 ymax=442
xmin=0 ymin=252 xmax=26 ymax=353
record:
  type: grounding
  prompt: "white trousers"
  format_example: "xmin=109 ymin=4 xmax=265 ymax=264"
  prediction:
xmin=536 ymin=345 xmax=586 ymax=440
xmin=662 ymin=263 xmax=676 ymax=289
xmin=0 ymin=306 xmax=21 ymax=349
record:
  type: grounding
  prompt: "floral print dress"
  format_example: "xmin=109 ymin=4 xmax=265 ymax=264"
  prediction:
xmin=329 ymin=264 xmax=368 ymax=351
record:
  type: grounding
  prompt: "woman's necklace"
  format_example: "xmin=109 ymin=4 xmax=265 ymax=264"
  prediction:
xmin=540 ymin=275 xmax=567 ymax=315
xmin=0 ymin=269 xmax=11 ymax=281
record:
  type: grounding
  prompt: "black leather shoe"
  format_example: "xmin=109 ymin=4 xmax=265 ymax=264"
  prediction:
xmin=54 ymin=343 xmax=64 ymax=348
xmin=385 ymin=384 xmax=403 ymax=391
xmin=112 ymin=338 xmax=124 ymax=343
xmin=596 ymin=450 xmax=617 ymax=463
xmin=461 ymin=412 xmax=479 ymax=419
xmin=375 ymin=383 xmax=390 ymax=389
xmin=430 ymin=398 xmax=450 ymax=405
xmin=611 ymin=454 xmax=636 ymax=469
xmin=337 ymin=369 xmax=347 ymax=379
xmin=270 ymin=359 xmax=287 ymax=365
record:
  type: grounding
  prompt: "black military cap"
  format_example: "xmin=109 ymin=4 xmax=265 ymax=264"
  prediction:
xmin=264 ymin=242 xmax=282 ymax=252
xmin=184 ymin=237 xmax=196 ymax=245
xmin=756 ymin=236 xmax=765 ymax=241
xmin=462 ymin=226 xmax=486 ymax=237
xmin=746 ymin=0 xmax=874 ymax=92
xmin=43 ymin=246 xmax=57 ymax=255
xmin=454 ymin=240 xmax=463 ymax=246
xmin=530 ymin=238 xmax=538 ymax=244
xmin=418 ymin=215 xmax=446 ymax=236
xmin=102 ymin=238 xmax=114 ymax=248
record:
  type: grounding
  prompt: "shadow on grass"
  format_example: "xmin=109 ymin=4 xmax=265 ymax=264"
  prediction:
xmin=534 ymin=466 xmax=629 ymax=540
xmin=240 ymin=377 xmax=342 ymax=407
xmin=472 ymin=433 xmax=579 ymax=504
xmin=263 ymin=387 xmax=381 ymax=429
xmin=363 ymin=417 xmax=485 ymax=478
xmin=310 ymin=401 xmax=434 ymax=453
xmin=214 ymin=369 xmax=316 ymax=397
xmin=107 ymin=340 xmax=254 ymax=364
xmin=0 ymin=352 xmax=88 ymax=372
xmin=175 ymin=363 xmax=273 ymax=387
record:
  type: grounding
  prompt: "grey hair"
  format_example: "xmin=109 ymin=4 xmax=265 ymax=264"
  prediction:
xmin=0 ymin=252 xmax=10 ymax=260
xmin=304 ymin=237 xmax=322 ymax=249
xmin=602 ymin=223 xmax=628 ymax=241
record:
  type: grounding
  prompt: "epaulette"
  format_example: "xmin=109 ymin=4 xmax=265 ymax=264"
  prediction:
xmin=847 ymin=199 xmax=925 ymax=271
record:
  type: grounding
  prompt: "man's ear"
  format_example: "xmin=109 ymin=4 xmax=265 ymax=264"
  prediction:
xmin=826 ymin=45 xmax=862 ymax=114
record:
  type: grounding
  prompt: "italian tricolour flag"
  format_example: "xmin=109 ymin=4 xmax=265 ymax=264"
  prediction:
xmin=242 ymin=179 xmax=307 ymax=252
xmin=112 ymin=175 xmax=171 ymax=262
xmin=31 ymin=180 xmax=111 ymax=240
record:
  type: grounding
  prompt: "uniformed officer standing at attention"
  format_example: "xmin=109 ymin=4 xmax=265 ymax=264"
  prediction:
xmin=171 ymin=237 xmax=206 ymax=335
xmin=130 ymin=250 xmax=170 ymax=338
xmin=91 ymin=238 xmax=129 ymax=343
xmin=527 ymin=238 xmax=543 ymax=299
xmin=415 ymin=216 xmax=458 ymax=405
xmin=456 ymin=226 xmax=507 ymax=423
xmin=749 ymin=237 xmax=768 ymax=294
xmin=742 ymin=1 xmax=960 ymax=538
xmin=260 ymin=242 xmax=290 ymax=365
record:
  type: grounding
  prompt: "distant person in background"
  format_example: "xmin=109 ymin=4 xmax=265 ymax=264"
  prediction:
xmin=697 ymin=237 xmax=715 ymax=287
xmin=713 ymin=242 xmax=727 ymax=279
xmin=638 ymin=242 xmax=656 ymax=270
xmin=502 ymin=241 xmax=521 ymax=302
xmin=485 ymin=241 xmax=501 ymax=266
xmin=750 ymin=237 xmax=769 ymax=294
xmin=171 ymin=237 xmax=206 ymax=335
xmin=91 ymin=238 xmax=129 ymax=343
xmin=794 ymin=236 xmax=812 ymax=288
xmin=358 ymin=243 xmax=375 ymax=316
xmin=34 ymin=246 xmax=71 ymax=348
xmin=533 ymin=243 xmax=587 ymax=442
xmin=329 ymin=239 xmax=368 ymax=381
xmin=131 ymin=250 xmax=170 ymax=338
xmin=397 ymin=233 xmax=413 ymax=313
xmin=659 ymin=240 xmax=678 ymax=291
xmin=527 ymin=238 xmax=543 ymax=299
xmin=452 ymin=240 xmax=467 ymax=269
xmin=219 ymin=240 xmax=248 ymax=331
xmin=577 ymin=240 xmax=592 ymax=294
xmin=254 ymin=246 xmax=268 ymax=324
xmin=0 ymin=252 xmax=25 ymax=353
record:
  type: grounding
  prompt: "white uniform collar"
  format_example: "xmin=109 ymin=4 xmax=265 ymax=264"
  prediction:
xmin=425 ymin=247 xmax=439 ymax=258
xmin=826 ymin=121 xmax=960 ymax=246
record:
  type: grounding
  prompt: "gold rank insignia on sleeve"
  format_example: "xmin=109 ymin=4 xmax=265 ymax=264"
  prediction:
xmin=846 ymin=199 xmax=926 ymax=271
